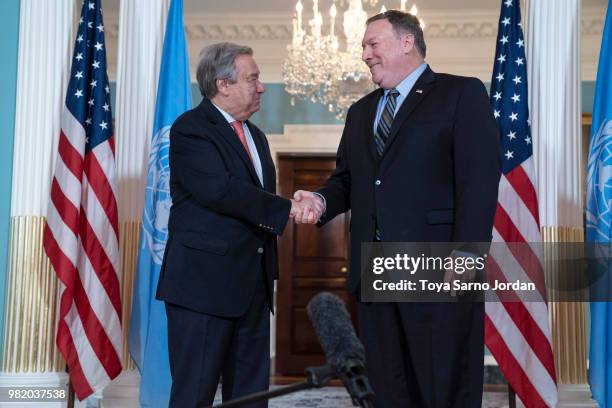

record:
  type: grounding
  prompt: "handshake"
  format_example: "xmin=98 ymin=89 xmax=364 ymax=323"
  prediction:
xmin=289 ymin=190 xmax=325 ymax=224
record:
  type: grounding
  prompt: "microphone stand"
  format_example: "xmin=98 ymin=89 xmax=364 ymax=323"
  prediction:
xmin=336 ymin=359 xmax=376 ymax=408
xmin=205 ymin=365 xmax=336 ymax=408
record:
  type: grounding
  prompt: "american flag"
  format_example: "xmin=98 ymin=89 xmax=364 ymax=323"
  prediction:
xmin=484 ymin=0 xmax=558 ymax=406
xmin=43 ymin=0 xmax=122 ymax=400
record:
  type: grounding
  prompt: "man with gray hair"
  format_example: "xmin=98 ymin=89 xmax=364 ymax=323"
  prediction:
xmin=156 ymin=42 xmax=319 ymax=407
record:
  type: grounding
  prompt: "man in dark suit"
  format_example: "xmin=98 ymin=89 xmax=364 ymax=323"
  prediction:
xmin=156 ymin=42 xmax=317 ymax=408
xmin=294 ymin=10 xmax=501 ymax=408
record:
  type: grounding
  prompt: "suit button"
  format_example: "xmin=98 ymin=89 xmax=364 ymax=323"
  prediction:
xmin=257 ymin=247 xmax=264 ymax=254
xmin=375 ymin=180 xmax=381 ymax=186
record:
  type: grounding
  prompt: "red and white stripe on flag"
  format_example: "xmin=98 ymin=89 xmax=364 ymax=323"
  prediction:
xmin=485 ymin=157 xmax=558 ymax=407
xmin=43 ymin=0 xmax=122 ymax=400
xmin=44 ymin=111 xmax=123 ymax=399
xmin=43 ymin=111 xmax=123 ymax=399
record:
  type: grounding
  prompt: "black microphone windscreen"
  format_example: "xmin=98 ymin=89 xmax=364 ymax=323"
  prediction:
xmin=306 ymin=292 xmax=365 ymax=369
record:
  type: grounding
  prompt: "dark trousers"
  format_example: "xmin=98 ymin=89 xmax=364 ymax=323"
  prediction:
xmin=165 ymin=275 xmax=270 ymax=408
xmin=358 ymin=301 xmax=484 ymax=408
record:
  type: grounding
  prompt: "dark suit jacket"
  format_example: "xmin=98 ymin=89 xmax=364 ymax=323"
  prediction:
xmin=156 ymin=98 xmax=291 ymax=318
xmin=318 ymin=66 xmax=502 ymax=293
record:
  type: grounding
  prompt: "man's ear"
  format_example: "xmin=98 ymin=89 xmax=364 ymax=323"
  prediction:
xmin=215 ymin=78 xmax=230 ymax=97
xmin=402 ymin=33 xmax=415 ymax=55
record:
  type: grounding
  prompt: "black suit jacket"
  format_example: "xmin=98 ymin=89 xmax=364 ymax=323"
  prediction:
xmin=318 ymin=66 xmax=502 ymax=293
xmin=156 ymin=98 xmax=291 ymax=318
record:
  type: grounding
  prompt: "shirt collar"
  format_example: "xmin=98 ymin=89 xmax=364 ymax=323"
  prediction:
xmin=384 ymin=62 xmax=428 ymax=99
xmin=211 ymin=101 xmax=237 ymax=124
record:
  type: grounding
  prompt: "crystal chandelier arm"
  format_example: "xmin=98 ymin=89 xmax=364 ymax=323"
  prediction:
xmin=283 ymin=1 xmax=424 ymax=119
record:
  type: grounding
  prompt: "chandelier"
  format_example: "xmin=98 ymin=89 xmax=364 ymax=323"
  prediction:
xmin=282 ymin=0 xmax=425 ymax=119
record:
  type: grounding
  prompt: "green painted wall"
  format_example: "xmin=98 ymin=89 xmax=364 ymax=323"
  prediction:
xmin=112 ymin=81 xmax=597 ymax=135
xmin=582 ymin=81 xmax=596 ymax=115
xmin=191 ymin=83 xmax=344 ymax=134
xmin=0 ymin=0 xmax=20 ymax=354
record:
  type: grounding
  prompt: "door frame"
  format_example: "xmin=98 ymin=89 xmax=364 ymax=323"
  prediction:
xmin=267 ymin=125 xmax=343 ymax=372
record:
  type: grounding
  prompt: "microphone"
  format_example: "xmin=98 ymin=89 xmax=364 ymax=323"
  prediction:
xmin=307 ymin=292 xmax=375 ymax=408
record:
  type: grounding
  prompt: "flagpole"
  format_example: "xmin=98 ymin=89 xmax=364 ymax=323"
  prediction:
xmin=508 ymin=385 xmax=516 ymax=408
xmin=66 ymin=366 xmax=75 ymax=408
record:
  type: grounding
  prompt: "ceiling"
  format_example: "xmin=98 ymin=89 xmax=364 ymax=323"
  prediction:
xmin=181 ymin=0 xmax=606 ymax=13
xmin=104 ymin=0 xmax=607 ymax=16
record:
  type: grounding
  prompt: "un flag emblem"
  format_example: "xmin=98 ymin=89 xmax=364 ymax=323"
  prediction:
xmin=142 ymin=125 xmax=172 ymax=265
xmin=586 ymin=119 xmax=612 ymax=241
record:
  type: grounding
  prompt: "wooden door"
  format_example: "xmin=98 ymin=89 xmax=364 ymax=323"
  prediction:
xmin=275 ymin=155 xmax=354 ymax=375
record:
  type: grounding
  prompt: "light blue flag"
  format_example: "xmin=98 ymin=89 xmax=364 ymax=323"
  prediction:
xmin=586 ymin=1 xmax=612 ymax=407
xmin=127 ymin=0 xmax=191 ymax=406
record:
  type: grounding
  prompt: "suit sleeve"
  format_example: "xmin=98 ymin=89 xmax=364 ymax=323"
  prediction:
xmin=316 ymin=106 xmax=353 ymax=225
xmin=452 ymin=78 xmax=502 ymax=242
xmin=170 ymin=128 xmax=291 ymax=235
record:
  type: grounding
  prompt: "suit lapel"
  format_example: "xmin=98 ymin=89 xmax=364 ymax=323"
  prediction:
xmin=364 ymin=88 xmax=384 ymax=164
xmin=245 ymin=121 xmax=270 ymax=190
xmin=381 ymin=67 xmax=436 ymax=160
xmin=200 ymin=99 xmax=263 ymax=187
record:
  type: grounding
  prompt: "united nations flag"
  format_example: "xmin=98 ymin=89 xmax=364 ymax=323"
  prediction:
xmin=585 ymin=1 xmax=612 ymax=406
xmin=127 ymin=0 xmax=192 ymax=406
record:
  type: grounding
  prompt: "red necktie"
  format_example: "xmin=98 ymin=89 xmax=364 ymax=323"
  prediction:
xmin=230 ymin=121 xmax=253 ymax=162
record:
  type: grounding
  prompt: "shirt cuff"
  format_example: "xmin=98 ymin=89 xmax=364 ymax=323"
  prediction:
xmin=312 ymin=192 xmax=327 ymax=213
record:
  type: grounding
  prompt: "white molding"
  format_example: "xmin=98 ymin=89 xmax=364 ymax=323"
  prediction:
xmin=556 ymin=384 xmax=599 ymax=408
xmin=582 ymin=7 xmax=605 ymax=37
xmin=267 ymin=124 xmax=343 ymax=185
xmin=97 ymin=370 xmax=140 ymax=408
xmin=0 ymin=371 xmax=142 ymax=408
xmin=105 ymin=8 xmax=605 ymax=41
xmin=268 ymin=124 xmax=344 ymax=166
xmin=581 ymin=7 xmax=605 ymax=80
xmin=0 ymin=372 xmax=68 ymax=387
xmin=0 ymin=373 xmax=68 ymax=408
xmin=184 ymin=25 xmax=290 ymax=40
